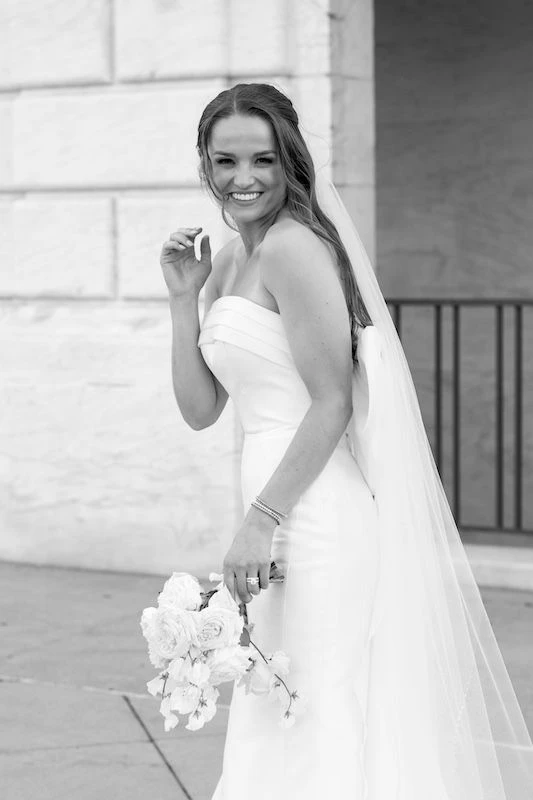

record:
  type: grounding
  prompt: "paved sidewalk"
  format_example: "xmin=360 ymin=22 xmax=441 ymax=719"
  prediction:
xmin=1 ymin=561 xmax=532 ymax=800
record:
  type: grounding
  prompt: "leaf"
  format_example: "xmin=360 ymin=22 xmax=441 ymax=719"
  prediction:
xmin=198 ymin=589 xmax=217 ymax=612
xmin=269 ymin=561 xmax=285 ymax=583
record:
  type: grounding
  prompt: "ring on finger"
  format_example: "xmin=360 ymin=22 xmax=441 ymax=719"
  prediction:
xmin=246 ymin=575 xmax=261 ymax=594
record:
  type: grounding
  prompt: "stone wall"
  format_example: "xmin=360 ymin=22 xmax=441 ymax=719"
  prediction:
xmin=0 ymin=0 xmax=375 ymax=574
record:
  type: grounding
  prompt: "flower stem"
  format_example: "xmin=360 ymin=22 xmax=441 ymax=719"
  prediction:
xmin=247 ymin=637 xmax=293 ymax=713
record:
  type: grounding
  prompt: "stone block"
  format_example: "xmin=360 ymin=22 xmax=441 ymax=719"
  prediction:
xmin=0 ymin=301 xmax=241 ymax=576
xmin=115 ymin=0 xmax=225 ymax=80
xmin=0 ymin=197 xmax=113 ymax=297
xmin=117 ymin=192 xmax=232 ymax=299
xmin=0 ymin=100 xmax=14 ymax=188
xmin=0 ymin=0 xmax=110 ymax=89
xmin=12 ymin=83 xmax=225 ymax=188
xmin=330 ymin=0 xmax=373 ymax=79
xmin=229 ymin=0 xmax=288 ymax=75
xmin=289 ymin=0 xmax=330 ymax=75
xmin=332 ymin=76 xmax=374 ymax=187
xmin=289 ymin=76 xmax=333 ymax=172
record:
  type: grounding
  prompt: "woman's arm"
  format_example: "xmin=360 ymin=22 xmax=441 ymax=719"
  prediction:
xmin=223 ymin=224 xmax=354 ymax=604
xmin=252 ymin=224 xmax=354 ymax=514
xmin=249 ymin=392 xmax=353 ymax=518
xmin=168 ymin=250 xmax=229 ymax=431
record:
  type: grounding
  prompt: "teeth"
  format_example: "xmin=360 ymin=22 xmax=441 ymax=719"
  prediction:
xmin=231 ymin=192 xmax=261 ymax=201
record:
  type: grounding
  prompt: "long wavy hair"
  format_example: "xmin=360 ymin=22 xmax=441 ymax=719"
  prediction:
xmin=196 ymin=82 xmax=372 ymax=365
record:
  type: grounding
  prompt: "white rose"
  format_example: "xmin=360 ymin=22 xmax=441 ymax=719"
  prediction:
xmin=158 ymin=572 xmax=203 ymax=612
xmin=140 ymin=606 xmax=198 ymax=667
xmin=207 ymin=584 xmax=240 ymax=611
xmin=205 ymin=645 xmax=252 ymax=685
xmin=195 ymin=606 xmax=244 ymax=650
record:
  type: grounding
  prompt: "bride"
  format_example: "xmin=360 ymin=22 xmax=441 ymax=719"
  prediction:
xmin=160 ymin=83 xmax=532 ymax=799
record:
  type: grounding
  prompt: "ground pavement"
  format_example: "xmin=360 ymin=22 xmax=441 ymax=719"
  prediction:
xmin=1 ymin=561 xmax=532 ymax=800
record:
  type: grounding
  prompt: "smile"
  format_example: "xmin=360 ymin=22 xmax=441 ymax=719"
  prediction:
xmin=228 ymin=192 xmax=263 ymax=203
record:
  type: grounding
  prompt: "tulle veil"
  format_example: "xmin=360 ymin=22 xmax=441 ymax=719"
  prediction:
xmin=310 ymin=153 xmax=533 ymax=798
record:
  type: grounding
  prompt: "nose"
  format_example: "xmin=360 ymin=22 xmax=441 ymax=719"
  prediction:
xmin=233 ymin=165 xmax=256 ymax=190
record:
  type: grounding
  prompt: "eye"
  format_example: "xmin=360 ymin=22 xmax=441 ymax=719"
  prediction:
xmin=214 ymin=157 xmax=274 ymax=165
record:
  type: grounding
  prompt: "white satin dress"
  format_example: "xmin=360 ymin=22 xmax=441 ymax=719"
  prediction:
xmin=198 ymin=294 xmax=381 ymax=800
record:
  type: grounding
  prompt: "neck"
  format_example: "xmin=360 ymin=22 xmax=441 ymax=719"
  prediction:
xmin=235 ymin=205 xmax=291 ymax=256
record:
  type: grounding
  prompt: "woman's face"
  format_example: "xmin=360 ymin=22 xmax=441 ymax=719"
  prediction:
xmin=207 ymin=114 xmax=287 ymax=223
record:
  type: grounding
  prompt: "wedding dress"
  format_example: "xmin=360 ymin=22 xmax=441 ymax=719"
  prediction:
xmin=198 ymin=286 xmax=533 ymax=799
xmin=199 ymin=294 xmax=382 ymax=799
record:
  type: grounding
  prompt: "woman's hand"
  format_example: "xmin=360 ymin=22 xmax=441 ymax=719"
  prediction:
xmin=223 ymin=509 xmax=277 ymax=606
xmin=160 ymin=226 xmax=212 ymax=298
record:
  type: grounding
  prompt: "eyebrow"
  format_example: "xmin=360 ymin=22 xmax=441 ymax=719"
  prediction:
xmin=213 ymin=150 xmax=276 ymax=156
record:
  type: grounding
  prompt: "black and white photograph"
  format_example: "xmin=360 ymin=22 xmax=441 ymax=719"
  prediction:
xmin=1 ymin=1 xmax=532 ymax=798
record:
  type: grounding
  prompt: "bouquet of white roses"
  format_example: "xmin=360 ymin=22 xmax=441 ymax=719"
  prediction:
xmin=140 ymin=563 xmax=306 ymax=732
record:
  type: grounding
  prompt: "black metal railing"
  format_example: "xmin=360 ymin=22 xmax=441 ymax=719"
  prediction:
xmin=385 ymin=298 xmax=532 ymax=539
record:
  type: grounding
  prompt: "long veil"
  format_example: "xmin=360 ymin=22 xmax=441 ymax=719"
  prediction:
xmin=313 ymin=166 xmax=533 ymax=798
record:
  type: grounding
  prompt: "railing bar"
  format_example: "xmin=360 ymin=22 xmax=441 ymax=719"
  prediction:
xmin=495 ymin=305 xmax=504 ymax=528
xmin=384 ymin=297 xmax=529 ymax=537
xmin=434 ymin=305 xmax=443 ymax=476
xmin=514 ymin=305 xmax=523 ymax=531
xmin=386 ymin=298 xmax=533 ymax=306
xmin=453 ymin=304 xmax=461 ymax=525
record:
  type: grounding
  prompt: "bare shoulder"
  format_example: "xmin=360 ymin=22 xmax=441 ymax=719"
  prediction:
xmin=263 ymin=216 xmax=333 ymax=258
xmin=257 ymin=216 xmax=353 ymax=405
xmin=259 ymin=216 xmax=339 ymax=293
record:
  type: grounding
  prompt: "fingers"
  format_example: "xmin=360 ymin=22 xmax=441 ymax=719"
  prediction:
xmin=258 ymin=562 xmax=270 ymax=591
xmin=247 ymin=566 xmax=262 ymax=598
xmin=168 ymin=227 xmax=203 ymax=249
xmin=224 ymin=561 xmax=270 ymax=605
xmin=235 ymin=569 xmax=252 ymax=605
xmin=239 ymin=566 xmax=264 ymax=605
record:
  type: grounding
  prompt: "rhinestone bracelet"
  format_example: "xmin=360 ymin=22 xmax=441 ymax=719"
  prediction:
xmin=251 ymin=495 xmax=288 ymax=525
